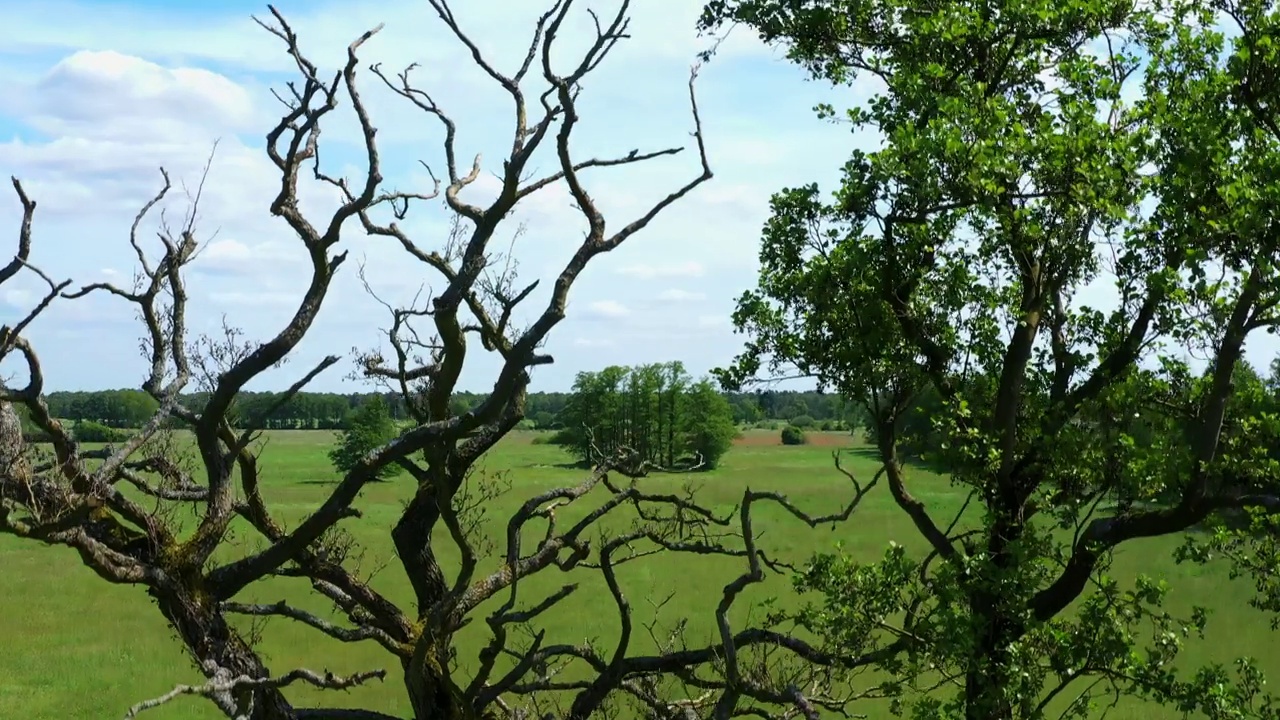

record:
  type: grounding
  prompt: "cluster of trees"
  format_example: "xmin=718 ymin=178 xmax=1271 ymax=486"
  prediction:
xmin=554 ymin=362 xmax=739 ymax=468
xmin=38 ymin=387 xmax=855 ymax=431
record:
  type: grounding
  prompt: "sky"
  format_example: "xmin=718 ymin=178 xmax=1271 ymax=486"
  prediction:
xmin=0 ymin=0 xmax=873 ymax=394
xmin=0 ymin=1 xmax=1275 ymax=396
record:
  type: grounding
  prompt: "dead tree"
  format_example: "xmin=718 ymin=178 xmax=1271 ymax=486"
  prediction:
xmin=1 ymin=2 xmax=897 ymax=719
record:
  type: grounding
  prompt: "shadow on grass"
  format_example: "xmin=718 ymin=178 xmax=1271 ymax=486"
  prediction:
xmin=522 ymin=459 xmax=714 ymax=473
xmin=296 ymin=479 xmax=397 ymax=486
xmin=843 ymin=446 xmax=956 ymax=475
xmin=557 ymin=461 xmax=589 ymax=470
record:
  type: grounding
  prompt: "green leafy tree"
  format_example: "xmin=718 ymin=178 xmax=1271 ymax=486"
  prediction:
xmin=681 ymin=379 xmax=739 ymax=468
xmin=328 ymin=396 xmax=403 ymax=481
xmin=705 ymin=0 xmax=1280 ymax=717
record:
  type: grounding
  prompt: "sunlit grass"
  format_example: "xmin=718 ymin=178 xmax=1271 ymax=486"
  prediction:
xmin=0 ymin=429 xmax=1275 ymax=719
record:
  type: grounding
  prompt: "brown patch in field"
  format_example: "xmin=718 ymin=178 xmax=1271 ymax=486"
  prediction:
xmin=734 ymin=430 xmax=781 ymax=447
xmin=806 ymin=431 xmax=858 ymax=447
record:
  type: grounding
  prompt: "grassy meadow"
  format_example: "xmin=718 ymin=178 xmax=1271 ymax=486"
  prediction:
xmin=1 ymin=428 xmax=1277 ymax=719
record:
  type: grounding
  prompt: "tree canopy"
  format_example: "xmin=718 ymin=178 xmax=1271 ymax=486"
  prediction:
xmin=705 ymin=0 xmax=1280 ymax=717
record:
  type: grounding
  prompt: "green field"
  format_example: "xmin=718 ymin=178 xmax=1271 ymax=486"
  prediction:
xmin=1 ymin=429 xmax=1276 ymax=719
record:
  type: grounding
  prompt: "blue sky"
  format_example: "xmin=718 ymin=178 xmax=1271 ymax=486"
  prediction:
xmin=0 ymin=0 xmax=867 ymax=393
xmin=0 ymin=0 xmax=1275 ymax=395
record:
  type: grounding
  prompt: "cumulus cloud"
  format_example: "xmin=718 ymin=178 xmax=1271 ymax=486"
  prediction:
xmin=0 ymin=50 xmax=278 ymax=223
xmin=572 ymin=337 xmax=614 ymax=348
xmin=0 ymin=0 xmax=771 ymax=77
xmin=193 ymin=238 xmax=304 ymax=277
xmin=2 ymin=289 xmax=33 ymax=309
xmin=615 ymin=261 xmax=705 ymax=280
xmin=582 ymin=299 xmax=630 ymax=319
xmin=207 ymin=290 xmax=300 ymax=308
xmin=20 ymin=51 xmax=256 ymax=141
xmin=655 ymin=288 xmax=706 ymax=303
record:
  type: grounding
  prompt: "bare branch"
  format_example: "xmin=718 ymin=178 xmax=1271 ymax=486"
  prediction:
xmin=123 ymin=667 xmax=386 ymax=719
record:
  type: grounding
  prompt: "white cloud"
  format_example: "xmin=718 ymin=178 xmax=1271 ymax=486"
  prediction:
xmin=572 ymin=337 xmax=614 ymax=348
xmin=194 ymin=238 xmax=303 ymax=277
xmin=582 ymin=299 xmax=630 ymax=319
xmin=656 ymin=288 xmax=706 ymax=303
xmin=615 ymin=261 xmax=705 ymax=280
xmin=20 ymin=51 xmax=256 ymax=142
xmin=207 ymin=290 xmax=300 ymax=308
xmin=0 ymin=51 xmax=276 ymax=223
xmin=0 ymin=0 xmax=770 ymax=73
xmin=2 ymin=289 xmax=33 ymax=309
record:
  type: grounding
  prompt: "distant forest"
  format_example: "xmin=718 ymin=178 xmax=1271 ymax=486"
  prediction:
xmin=37 ymin=388 xmax=866 ymax=430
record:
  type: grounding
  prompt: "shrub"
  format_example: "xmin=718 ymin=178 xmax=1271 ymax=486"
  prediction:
xmin=790 ymin=414 xmax=815 ymax=428
xmin=73 ymin=420 xmax=130 ymax=443
xmin=780 ymin=425 xmax=807 ymax=446
xmin=547 ymin=428 xmax=577 ymax=446
xmin=329 ymin=396 xmax=403 ymax=481
xmin=821 ymin=420 xmax=836 ymax=431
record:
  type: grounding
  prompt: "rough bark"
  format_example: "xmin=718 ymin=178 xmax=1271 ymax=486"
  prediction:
xmin=152 ymin=583 xmax=296 ymax=720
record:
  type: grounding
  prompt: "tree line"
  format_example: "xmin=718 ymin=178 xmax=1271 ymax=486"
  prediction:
xmin=35 ymin=386 xmax=860 ymax=431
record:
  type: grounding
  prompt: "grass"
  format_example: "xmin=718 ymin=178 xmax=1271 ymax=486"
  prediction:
xmin=0 ymin=429 xmax=1276 ymax=719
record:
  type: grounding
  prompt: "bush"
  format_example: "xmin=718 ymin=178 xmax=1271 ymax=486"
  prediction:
xmin=547 ymin=428 xmax=577 ymax=446
xmin=790 ymin=414 xmax=815 ymax=428
xmin=820 ymin=420 xmax=836 ymax=431
xmin=73 ymin=420 xmax=131 ymax=443
xmin=780 ymin=425 xmax=807 ymax=446
xmin=329 ymin=396 xmax=403 ymax=481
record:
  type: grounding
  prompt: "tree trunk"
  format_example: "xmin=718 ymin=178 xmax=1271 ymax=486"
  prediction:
xmin=393 ymin=471 xmax=475 ymax=720
xmin=963 ymin=624 xmax=1016 ymax=720
xmin=964 ymin=510 xmax=1026 ymax=720
xmin=402 ymin=637 xmax=477 ymax=720
xmin=153 ymin=584 xmax=296 ymax=720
